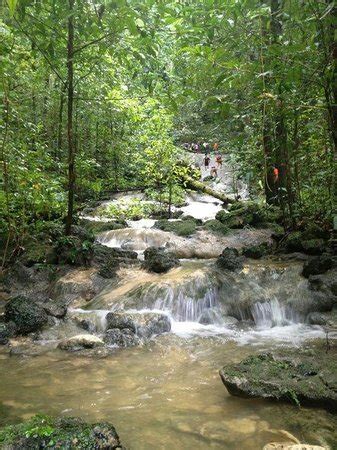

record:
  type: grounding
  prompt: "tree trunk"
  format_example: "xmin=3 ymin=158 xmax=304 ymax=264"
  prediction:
xmin=65 ymin=0 xmax=75 ymax=235
xmin=57 ymin=82 xmax=67 ymax=159
xmin=182 ymin=175 xmax=233 ymax=204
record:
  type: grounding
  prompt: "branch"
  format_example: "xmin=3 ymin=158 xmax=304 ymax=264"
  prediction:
xmin=73 ymin=30 xmax=116 ymax=55
xmin=14 ymin=18 xmax=66 ymax=86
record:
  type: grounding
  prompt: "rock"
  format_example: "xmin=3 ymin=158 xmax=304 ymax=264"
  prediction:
xmin=216 ymin=202 xmax=281 ymax=229
xmin=220 ymin=351 xmax=337 ymax=412
xmin=93 ymin=244 xmax=138 ymax=264
xmin=142 ymin=246 xmax=179 ymax=273
xmin=58 ymin=334 xmax=104 ymax=351
xmin=0 ymin=321 xmax=16 ymax=345
xmin=198 ymin=310 xmax=238 ymax=326
xmin=203 ymin=220 xmax=230 ymax=236
xmin=242 ymin=242 xmax=271 ymax=259
xmin=93 ymin=244 xmax=138 ymax=279
xmin=104 ymin=328 xmax=141 ymax=347
xmin=307 ymin=310 xmax=337 ymax=327
xmin=302 ymin=255 xmax=334 ymax=278
xmin=301 ymin=239 xmax=325 ymax=255
xmin=154 ymin=219 xmax=197 ymax=237
xmin=0 ymin=415 xmax=123 ymax=449
xmin=81 ymin=219 xmax=128 ymax=235
xmin=42 ymin=299 xmax=67 ymax=318
xmin=106 ymin=311 xmax=171 ymax=338
xmin=4 ymin=296 xmax=48 ymax=335
xmin=216 ymin=248 xmax=243 ymax=271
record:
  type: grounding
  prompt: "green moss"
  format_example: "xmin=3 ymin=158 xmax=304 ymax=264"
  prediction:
xmin=203 ymin=220 xmax=230 ymax=236
xmin=81 ymin=219 xmax=127 ymax=235
xmin=154 ymin=219 xmax=197 ymax=237
xmin=0 ymin=415 xmax=121 ymax=449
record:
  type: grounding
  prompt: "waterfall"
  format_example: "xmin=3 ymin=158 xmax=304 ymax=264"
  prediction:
xmin=154 ymin=286 xmax=219 ymax=322
xmin=251 ymin=299 xmax=300 ymax=328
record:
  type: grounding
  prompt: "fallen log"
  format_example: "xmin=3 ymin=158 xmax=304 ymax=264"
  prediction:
xmin=182 ymin=175 xmax=234 ymax=204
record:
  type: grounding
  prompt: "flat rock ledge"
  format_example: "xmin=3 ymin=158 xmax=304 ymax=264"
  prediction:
xmin=0 ymin=415 xmax=124 ymax=449
xmin=219 ymin=350 xmax=337 ymax=413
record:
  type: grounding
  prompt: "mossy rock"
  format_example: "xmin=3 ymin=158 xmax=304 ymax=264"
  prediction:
xmin=154 ymin=219 xmax=197 ymax=237
xmin=81 ymin=219 xmax=128 ymax=235
xmin=203 ymin=220 xmax=230 ymax=236
xmin=216 ymin=202 xmax=282 ymax=229
xmin=301 ymin=239 xmax=326 ymax=255
xmin=142 ymin=246 xmax=180 ymax=273
xmin=301 ymin=223 xmax=330 ymax=241
xmin=0 ymin=415 xmax=123 ymax=449
xmin=4 ymin=296 xmax=48 ymax=335
xmin=242 ymin=242 xmax=272 ymax=259
xmin=220 ymin=349 xmax=337 ymax=412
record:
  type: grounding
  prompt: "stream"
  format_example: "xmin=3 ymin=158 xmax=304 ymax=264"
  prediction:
xmin=1 ymin=158 xmax=337 ymax=449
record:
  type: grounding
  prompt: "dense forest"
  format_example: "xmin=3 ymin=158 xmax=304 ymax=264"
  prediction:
xmin=1 ymin=0 xmax=336 ymax=253
xmin=1 ymin=2 xmax=337 ymax=450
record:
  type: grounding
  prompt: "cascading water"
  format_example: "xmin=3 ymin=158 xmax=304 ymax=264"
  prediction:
xmin=251 ymin=299 xmax=299 ymax=329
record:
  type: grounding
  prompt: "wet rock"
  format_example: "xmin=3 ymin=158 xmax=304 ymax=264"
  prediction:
xmin=302 ymin=255 xmax=335 ymax=278
xmin=242 ymin=242 xmax=272 ymax=259
xmin=93 ymin=244 xmax=138 ymax=279
xmin=220 ymin=351 xmax=337 ymax=412
xmin=0 ymin=321 xmax=16 ymax=345
xmin=93 ymin=244 xmax=138 ymax=264
xmin=104 ymin=328 xmax=141 ymax=347
xmin=4 ymin=296 xmax=48 ymax=335
xmin=106 ymin=311 xmax=171 ymax=338
xmin=42 ymin=299 xmax=67 ymax=318
xmin=143 ymin=246 xmax=179 ymax=273
xmin=307 ymin=310 xmax=337 ymax=327
xmin=58 ymin=334 xmax=104 ymax=351
xmin=0 ymin=415 xmax=123 ymax=449
xmin=264 ymin=445 xmax=327 ymax=450
xmin=81 ymin=219 xmax=128 ymax=235
xmin=216 ymin=248 xmax=243 ymax=271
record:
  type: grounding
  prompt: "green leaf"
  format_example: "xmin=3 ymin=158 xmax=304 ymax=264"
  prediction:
xmin=6 ymin=0 xmax=18 ymax=16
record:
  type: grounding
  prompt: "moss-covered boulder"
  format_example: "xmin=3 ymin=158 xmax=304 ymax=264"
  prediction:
xmin=93 ymin=244 xmax=138 ymax=278
xmin=0 ymin=415 xmax=123 ymax=449
xmin=203 ymin=220 xmax=230 ymax=236
xmin=242 ymin=242 xmax=272 ymax=259
xmin=216 ymin=248 xmax=243 ymax=271
xmin=302 ymin=255 xmax=335 ymax=278
xmin=154 ymin=219 xmax=197 ymax=237
xmin=4 ymin=296 xmax=48 ymax=335
xmin=142 ymin=246 xmax=179 ymax=273
xmin=0 ymin=321 xmax=16 ymax=345
xmin=81 ymin=219 xmax=128 ymax=235
xmin=216 ymin=201 xmax=281 ymax=229
xmin=220 ymin=350 xmax=337 ymax=412
xmin=53 ymin=235 xmax=94 ymax=266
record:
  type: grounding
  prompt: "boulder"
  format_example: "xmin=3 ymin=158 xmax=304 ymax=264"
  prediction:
xmin=302 ymin=255 xmax=334 ymax=278
xmin=106 ymin=312 xmax=171 ymax=338
xmin=216 ymin=202 xmax=281 ymax=229
xmin=58 ymin=334 xmax=104 ymax=351
xmin=0 ymin=321 xmax=16 ymax=345
xmin=142 ymin=247 xmax=179 ymax=273
xmin=301 ymin=239 xmax=325 ymax=255
xmin=216 ymin=248 xmax=243 ymax=271
xmin=220 ymin=351 xmax=337 ymax=412
xmin=93 ymin=244 xmax=138 ymax=279
xmin=307 ymin=310 xmax=337 ymax=327
xmin=203 ymin=220 xmax=230 ymax=236
xmin=0 ymin=415 xmax=123 ymax=449
xmin=242 ymin=242 xmax=271 ymax=259
xmin=4 ymin=296 xmax=48 ymax=335
xmin=104 ymin=328 xmax=141 ymax=347
xmin=154 ymin=219 xmax=197 ymax=237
